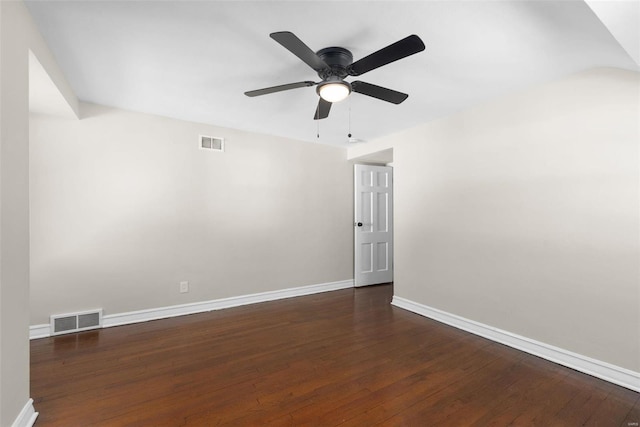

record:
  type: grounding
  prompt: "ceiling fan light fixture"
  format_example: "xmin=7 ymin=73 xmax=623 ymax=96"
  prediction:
xmin=317 ymin=80 xmax=351 ymax=103
xmin=246 ymin=32 xmax=426 ymax=120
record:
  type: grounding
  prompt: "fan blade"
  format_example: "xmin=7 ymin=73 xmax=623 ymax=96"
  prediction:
xmin=270 ymin=31 xmax=329 ymax=72
xmin=348 ymin=35 xmax=425 ymax=76
xmin=314 ymin=98 xmax=332 ymax=120
xmin=352 ymin=81 xmax=408 ymax=104
xmin=245 ymin=81 xmax=316 ymax=97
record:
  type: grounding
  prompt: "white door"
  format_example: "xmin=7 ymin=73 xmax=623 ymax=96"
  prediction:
xmin=354 ymin=164 xmax=393 ymax=287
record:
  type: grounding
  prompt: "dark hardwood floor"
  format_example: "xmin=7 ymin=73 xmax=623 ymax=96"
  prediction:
xmin=31 ymin=284 xmax=639 ymax=426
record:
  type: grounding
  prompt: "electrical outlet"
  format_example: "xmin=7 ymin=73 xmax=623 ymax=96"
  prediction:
xmin=179 ymin=281 xmax=189 ymax=293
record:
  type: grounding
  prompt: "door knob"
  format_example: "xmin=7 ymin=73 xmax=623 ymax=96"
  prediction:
xmin=357 ymin=222 xmax=363 ymax=227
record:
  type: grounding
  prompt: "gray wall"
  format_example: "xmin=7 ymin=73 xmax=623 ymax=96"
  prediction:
xmin=1 ymin=2 xmax=41 ymax=424
xmin=0 ymin=2 xmax=30 ymax=423
xmin=1 ymin=2 xmax=78 ymax=421
xmin=349 ymin=68 xmax=640 ymax=372
xmin=30 ymin=104 xmax=353 ymax=324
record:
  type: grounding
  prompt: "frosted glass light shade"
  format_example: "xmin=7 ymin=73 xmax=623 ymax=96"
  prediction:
xmin=318 ymin=82 xmax=351 ymax=103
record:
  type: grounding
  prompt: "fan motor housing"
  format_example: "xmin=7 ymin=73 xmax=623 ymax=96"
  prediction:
xmin=316 ymin=47 xmax=353 ymax=79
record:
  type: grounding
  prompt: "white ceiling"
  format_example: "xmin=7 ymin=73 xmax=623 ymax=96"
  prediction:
xmin=25 ymin=1 xmax=639 ymax=147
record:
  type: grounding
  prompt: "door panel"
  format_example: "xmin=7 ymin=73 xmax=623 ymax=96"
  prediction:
xmin=354 ymin=164 xmax=393 ymax=287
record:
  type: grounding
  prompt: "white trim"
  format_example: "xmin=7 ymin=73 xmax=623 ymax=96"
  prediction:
xmin=30 ymin=279 xmax=353 ymax=339
xmin=392 ymin=296 xmax=640 ymax=393
xmin=11 ymin=398 xmax=38 ymax=427
xmin=29 ymin=323 xmax=50 ymax=339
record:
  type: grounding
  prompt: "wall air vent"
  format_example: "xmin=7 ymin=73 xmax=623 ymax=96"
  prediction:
xmin=50 ymin=309 xmax=103 ymax=336
xmin=200 ymin=135 xmax=224 ymax=152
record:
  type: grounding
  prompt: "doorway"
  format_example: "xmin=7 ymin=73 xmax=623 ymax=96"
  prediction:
xmin=354 ymin=163 xmax=393 ymax=287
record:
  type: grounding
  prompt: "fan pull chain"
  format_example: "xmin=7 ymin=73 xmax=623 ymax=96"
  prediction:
xmin=348 ymin=98 xmax=352 ymax=139
xmin=317 ymin=117 xmax=320 ymax=139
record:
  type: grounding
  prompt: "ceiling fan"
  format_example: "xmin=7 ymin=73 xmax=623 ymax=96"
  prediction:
xmin=245 ymin=32 xmax=426 ymax=120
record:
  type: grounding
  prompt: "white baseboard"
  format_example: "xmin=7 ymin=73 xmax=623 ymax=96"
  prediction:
xmin=29 ymin=324 xmax=50 ymax=340
xmin=392 ymin=296 xmax=640 ymax=393
xmin=11 ymin=398 xmax=38 ymax=427
xmin=30 ymin=279 xmax=354 ymax=339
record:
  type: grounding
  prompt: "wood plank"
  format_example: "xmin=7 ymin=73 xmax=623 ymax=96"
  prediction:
xmin=30 ymin=284 xmax=639 ymax=426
